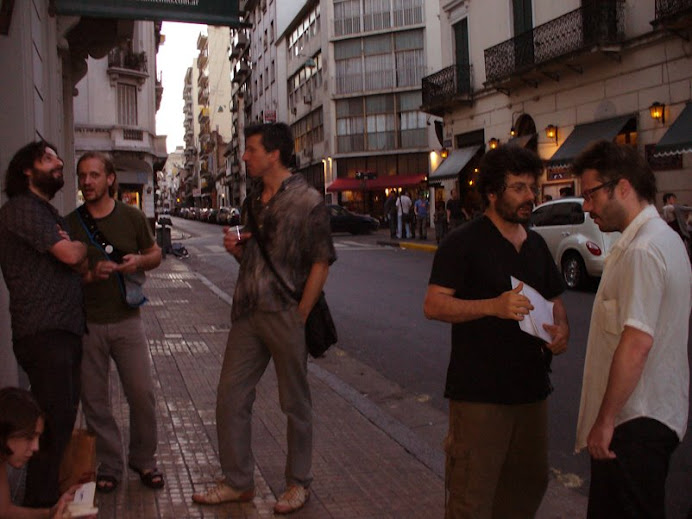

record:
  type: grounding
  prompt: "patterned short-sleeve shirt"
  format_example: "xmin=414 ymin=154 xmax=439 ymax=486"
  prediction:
xmin=231 ymin=174 xmax=336 ymax=322
xmin=0 ymin=192 xmax=85 ymax=340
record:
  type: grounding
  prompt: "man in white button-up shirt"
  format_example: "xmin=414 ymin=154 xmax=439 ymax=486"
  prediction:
xmin=573 ymin=141 xmax=691 ymax=518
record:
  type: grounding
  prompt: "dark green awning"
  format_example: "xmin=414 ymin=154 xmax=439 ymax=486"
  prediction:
xmin=429 ymin=145 xmax=481 ymax=180
xmin=547 ymin=114 xmax=635 ymax=167
xmin=654 ymin=103 xmax=692 ymax=157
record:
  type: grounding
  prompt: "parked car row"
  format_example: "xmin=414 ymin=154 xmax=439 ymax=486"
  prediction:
xmin=171 ymin=206 xmax=240 ymax=226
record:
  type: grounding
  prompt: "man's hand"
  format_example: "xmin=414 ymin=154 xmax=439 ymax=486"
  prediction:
xmin=92 ymin=260 xmax=119 ymax=281
xmin=493 ymin=283 xmax=534 ymax=320
xmin=223 ymin=226 xmax=252 ymax=260
xmin=117 ymin=254 xmax=141 ymax=274
xmin=543 ymin=322 xmax=569 ymax=355
xmin=587 ymin=417 xmax=616 ymax=460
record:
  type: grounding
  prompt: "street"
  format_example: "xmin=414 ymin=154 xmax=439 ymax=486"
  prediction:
xmin=169 ymin=215 xmax=692 ymax=518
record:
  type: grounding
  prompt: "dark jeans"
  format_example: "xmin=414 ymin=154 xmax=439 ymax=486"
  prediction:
xmin=13 ymin=330 xmax=82 ymax=507
xmin=388 ymin=214 xmax=397 ymax=238
xmin=588 ymin=418 xmax=679 ymax=519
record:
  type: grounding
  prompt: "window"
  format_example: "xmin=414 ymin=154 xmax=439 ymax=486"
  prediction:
xmin=335 ymin=39 xmax=362 ymax=94
xmin=117 ymin=83 xmax=137 ymax=126
xmin=394 ymin=30 xmax=424 ymax=87
xmin=393 ymin=0 xmax=423 ymax=27
xmin=364 ymin=0 xmax=391 ymax=31
xmin=364 ymin=34 xmax=394 ymax=91
xmin=271 ymin=59 xmax=275 ymax=83
xmin=264 ymin=68 xmax=268 ymax=89
xmin=288 ymin=4 xmax=321 ymax=58
xmin=334 ymin=0 xmax=361 ymax=36
xmin=292 ymin=108 xmax=324 ymax=153
xmin=270 ymin=21 xmax=275 ymax=42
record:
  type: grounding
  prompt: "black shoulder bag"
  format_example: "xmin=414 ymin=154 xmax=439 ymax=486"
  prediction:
xmin=246 ymin=204 xmax=337 ymax=358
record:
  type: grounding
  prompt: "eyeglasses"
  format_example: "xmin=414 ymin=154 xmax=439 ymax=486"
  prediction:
xmin=504 ymin=183 xmax=539 ymax=197
xmin=581 ymin=178 xmax=620 ymax=202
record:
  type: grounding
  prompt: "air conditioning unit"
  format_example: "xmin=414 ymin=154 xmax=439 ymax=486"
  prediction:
xmin=303 ymin=94 xmax=312 ymax=104
xmin=304 ymin=148 xmax=313 ymax=159
xmin=291 ymin=106 xmax=297 ymax=115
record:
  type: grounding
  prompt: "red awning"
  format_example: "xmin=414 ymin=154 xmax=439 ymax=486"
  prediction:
xmin=366 ymin=174 xmax=426 ymax=190
xmin=326 ymin=177 xmax=363 ymax=192
xmin=326 ymin=174 xmax=427 ymax=192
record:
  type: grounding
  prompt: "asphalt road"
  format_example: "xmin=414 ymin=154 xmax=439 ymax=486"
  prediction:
xmin=166 ymin=215 xmax=692 ymax=517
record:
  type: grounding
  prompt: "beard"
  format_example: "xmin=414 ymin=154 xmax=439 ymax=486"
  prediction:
xmin=31 ymin=167 xmax=64 ymax=199
xmin=495 ymin=196 xmax=533 ymax=224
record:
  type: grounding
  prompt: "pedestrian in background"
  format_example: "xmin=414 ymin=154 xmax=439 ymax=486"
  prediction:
xmin=424 ymin=145 xmax=569 ymax=518
xmin=434 ymin=199 xmax=448 ymax=244
xmin=414 ymin=193 xmax=429 ymax=240
xmin=0 ymin=141 xmax=87 ymax=508
xmin=573 ymin=141 xmax=691 ymax=518
xmin=384 ymin=191 xmax=398 ymax=238
xmin=66 ymin=152 xmax=164 ymax=494
xmin=446 ymin=188 xmax=468 ymax=231
xmin=396 ymin=190 xmax=412 ymax=239
xmin=193 ymin=123 xmax=336 ymax=515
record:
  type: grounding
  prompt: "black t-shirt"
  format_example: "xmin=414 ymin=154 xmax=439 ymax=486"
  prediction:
xmin=446 ymin=198 xmax=464 ymax=220
xmin=428 ymin=216 xmax=564 ymax=404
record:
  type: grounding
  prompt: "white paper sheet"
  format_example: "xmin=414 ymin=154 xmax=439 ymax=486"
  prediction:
xmin=510 ymin=276 xmax=555 ymax=343
xmin=65 ymin=481 xmax=99 ymax=518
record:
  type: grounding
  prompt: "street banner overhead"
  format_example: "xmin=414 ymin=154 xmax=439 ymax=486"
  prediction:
xmin=54 ymin=0 xmax=240 ymax=26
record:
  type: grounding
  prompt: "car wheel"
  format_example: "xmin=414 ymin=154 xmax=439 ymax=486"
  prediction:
xmin=561 ymin=252 xmax=586 ymax=289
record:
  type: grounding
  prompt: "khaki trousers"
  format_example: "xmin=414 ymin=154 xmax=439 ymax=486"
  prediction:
xmin=445 ymin=399 xmax=549 ymax=519
xmin=216 ymin=308 xmax=312 ymax=491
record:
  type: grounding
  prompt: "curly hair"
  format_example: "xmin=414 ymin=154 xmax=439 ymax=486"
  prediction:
xmin=0 ymin=387 xmax=44 ymax=459
xmin=4 ymin=141 xmax=59 ymax=198
xmin=476 ymin=145 xmax=543 ymax=209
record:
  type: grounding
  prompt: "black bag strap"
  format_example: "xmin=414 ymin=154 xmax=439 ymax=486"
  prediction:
xmin=76 ymin=205 xmax=124 ymax=263
xmin=246 ymin=201 xmax=301 ymax=303
xmin=75 ymin=205 xmax=129 ymax=302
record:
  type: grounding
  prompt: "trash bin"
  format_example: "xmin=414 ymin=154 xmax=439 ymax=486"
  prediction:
xmin=156 ymin=217 xmax=172 ymax=258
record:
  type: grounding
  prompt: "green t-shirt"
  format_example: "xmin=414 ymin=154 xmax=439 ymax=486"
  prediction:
xmin=66 ymin=201 xmax=155 ymax=324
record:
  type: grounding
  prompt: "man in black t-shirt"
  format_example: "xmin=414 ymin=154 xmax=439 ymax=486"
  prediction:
xmin=424 ymin=146 xmax=569 ymax=519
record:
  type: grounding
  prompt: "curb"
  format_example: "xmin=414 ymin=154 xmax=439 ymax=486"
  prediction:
xmin=376 ymin=239 xmax=438 ymax=253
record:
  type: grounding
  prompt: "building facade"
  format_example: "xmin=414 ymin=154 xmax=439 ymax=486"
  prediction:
xmin=73 ymin=21 xmax=167 ymax=224
xmin=423 ymin=0 xmax=692 ymax=210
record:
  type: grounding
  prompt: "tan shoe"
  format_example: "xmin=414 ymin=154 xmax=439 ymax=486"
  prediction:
xmin=192 ymin=482 xmax=255 ymax=505
xmin=273 ymin=484 xmax=310 ymax=514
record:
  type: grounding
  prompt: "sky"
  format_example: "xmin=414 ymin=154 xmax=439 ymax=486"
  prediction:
xmin=156 ymin=21 xmax=207 ymax=154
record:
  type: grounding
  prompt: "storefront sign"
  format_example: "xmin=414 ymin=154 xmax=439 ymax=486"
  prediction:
xmin=264 ymin=110 xmax=276 ymax=123
xmin=54 ymin=0 xmax=240 ymax=26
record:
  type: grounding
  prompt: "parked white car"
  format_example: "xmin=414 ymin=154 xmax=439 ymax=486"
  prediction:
xmin=530 ymin=198 xmax=620 ymax=289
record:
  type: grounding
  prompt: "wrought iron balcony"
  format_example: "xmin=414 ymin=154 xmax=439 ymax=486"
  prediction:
xmin=655 ymin=0 xmax=692 ymax=19
xmin=484 ymin=0 xmax=624 ymax=86
xmin=108 ymin=48 xmax=148 ymax=73
xmin=421 ymin=64 xmax=472 ymax=115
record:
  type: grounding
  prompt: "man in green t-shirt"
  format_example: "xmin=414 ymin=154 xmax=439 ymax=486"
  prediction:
xmin=66 ymin=152 xmax=163 ymax=494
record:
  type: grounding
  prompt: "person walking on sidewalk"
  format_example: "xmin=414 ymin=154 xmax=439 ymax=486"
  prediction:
xmin=423 ymin=145 xmax=569 ymax=519
xmin=66 ymin=152 xmax=164 ymax=494
xmin=384 ymin=191 xmax=398 ymax=238
xmin=446 ymin=188 xmax=468 ymax=231
xmin=573 ymin=142 xmax=691 ymax=518
xmin=414 ymin=193 xmax=429 ymax=240
xmin=192 ymin=123 xmax=336 ymax=515
xmin=0 ymin=141 xmax=87 ymax=508
xmin=396 ymin=190 xmax=413 ymax=239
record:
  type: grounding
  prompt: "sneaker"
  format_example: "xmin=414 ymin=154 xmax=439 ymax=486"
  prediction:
xmin=273 ymin=484 xmax=310 ymax=514
xmin=192 ymin=482 xmax=255 ymax=505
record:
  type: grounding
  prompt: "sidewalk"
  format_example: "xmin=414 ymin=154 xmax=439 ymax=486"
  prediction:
xmin=93 ymin=245 xmax=587 ymax=518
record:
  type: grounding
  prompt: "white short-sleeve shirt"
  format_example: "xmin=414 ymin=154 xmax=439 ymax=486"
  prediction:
xmin=575 ymin=205 xmax=691 ymax=451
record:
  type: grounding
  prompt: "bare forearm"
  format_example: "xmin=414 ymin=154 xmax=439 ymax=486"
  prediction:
xmin=423 ymin=291 xmax=496 ymax=323
xmin=136 ymin=245 xmax=162 ymax=271
xmin=596 ymin=327 xmax=652 ymax=426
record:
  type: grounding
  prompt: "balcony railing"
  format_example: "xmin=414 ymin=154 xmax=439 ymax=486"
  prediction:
xmin=655 ymin=0 xmax=692 ymax=19
xmin=484 ymin=0 xmax=624 ymax=84
xmin=421 ymin=64 xmax=472 ymax=112
xmin=108 ymin=48 xmax=148 ymax=73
